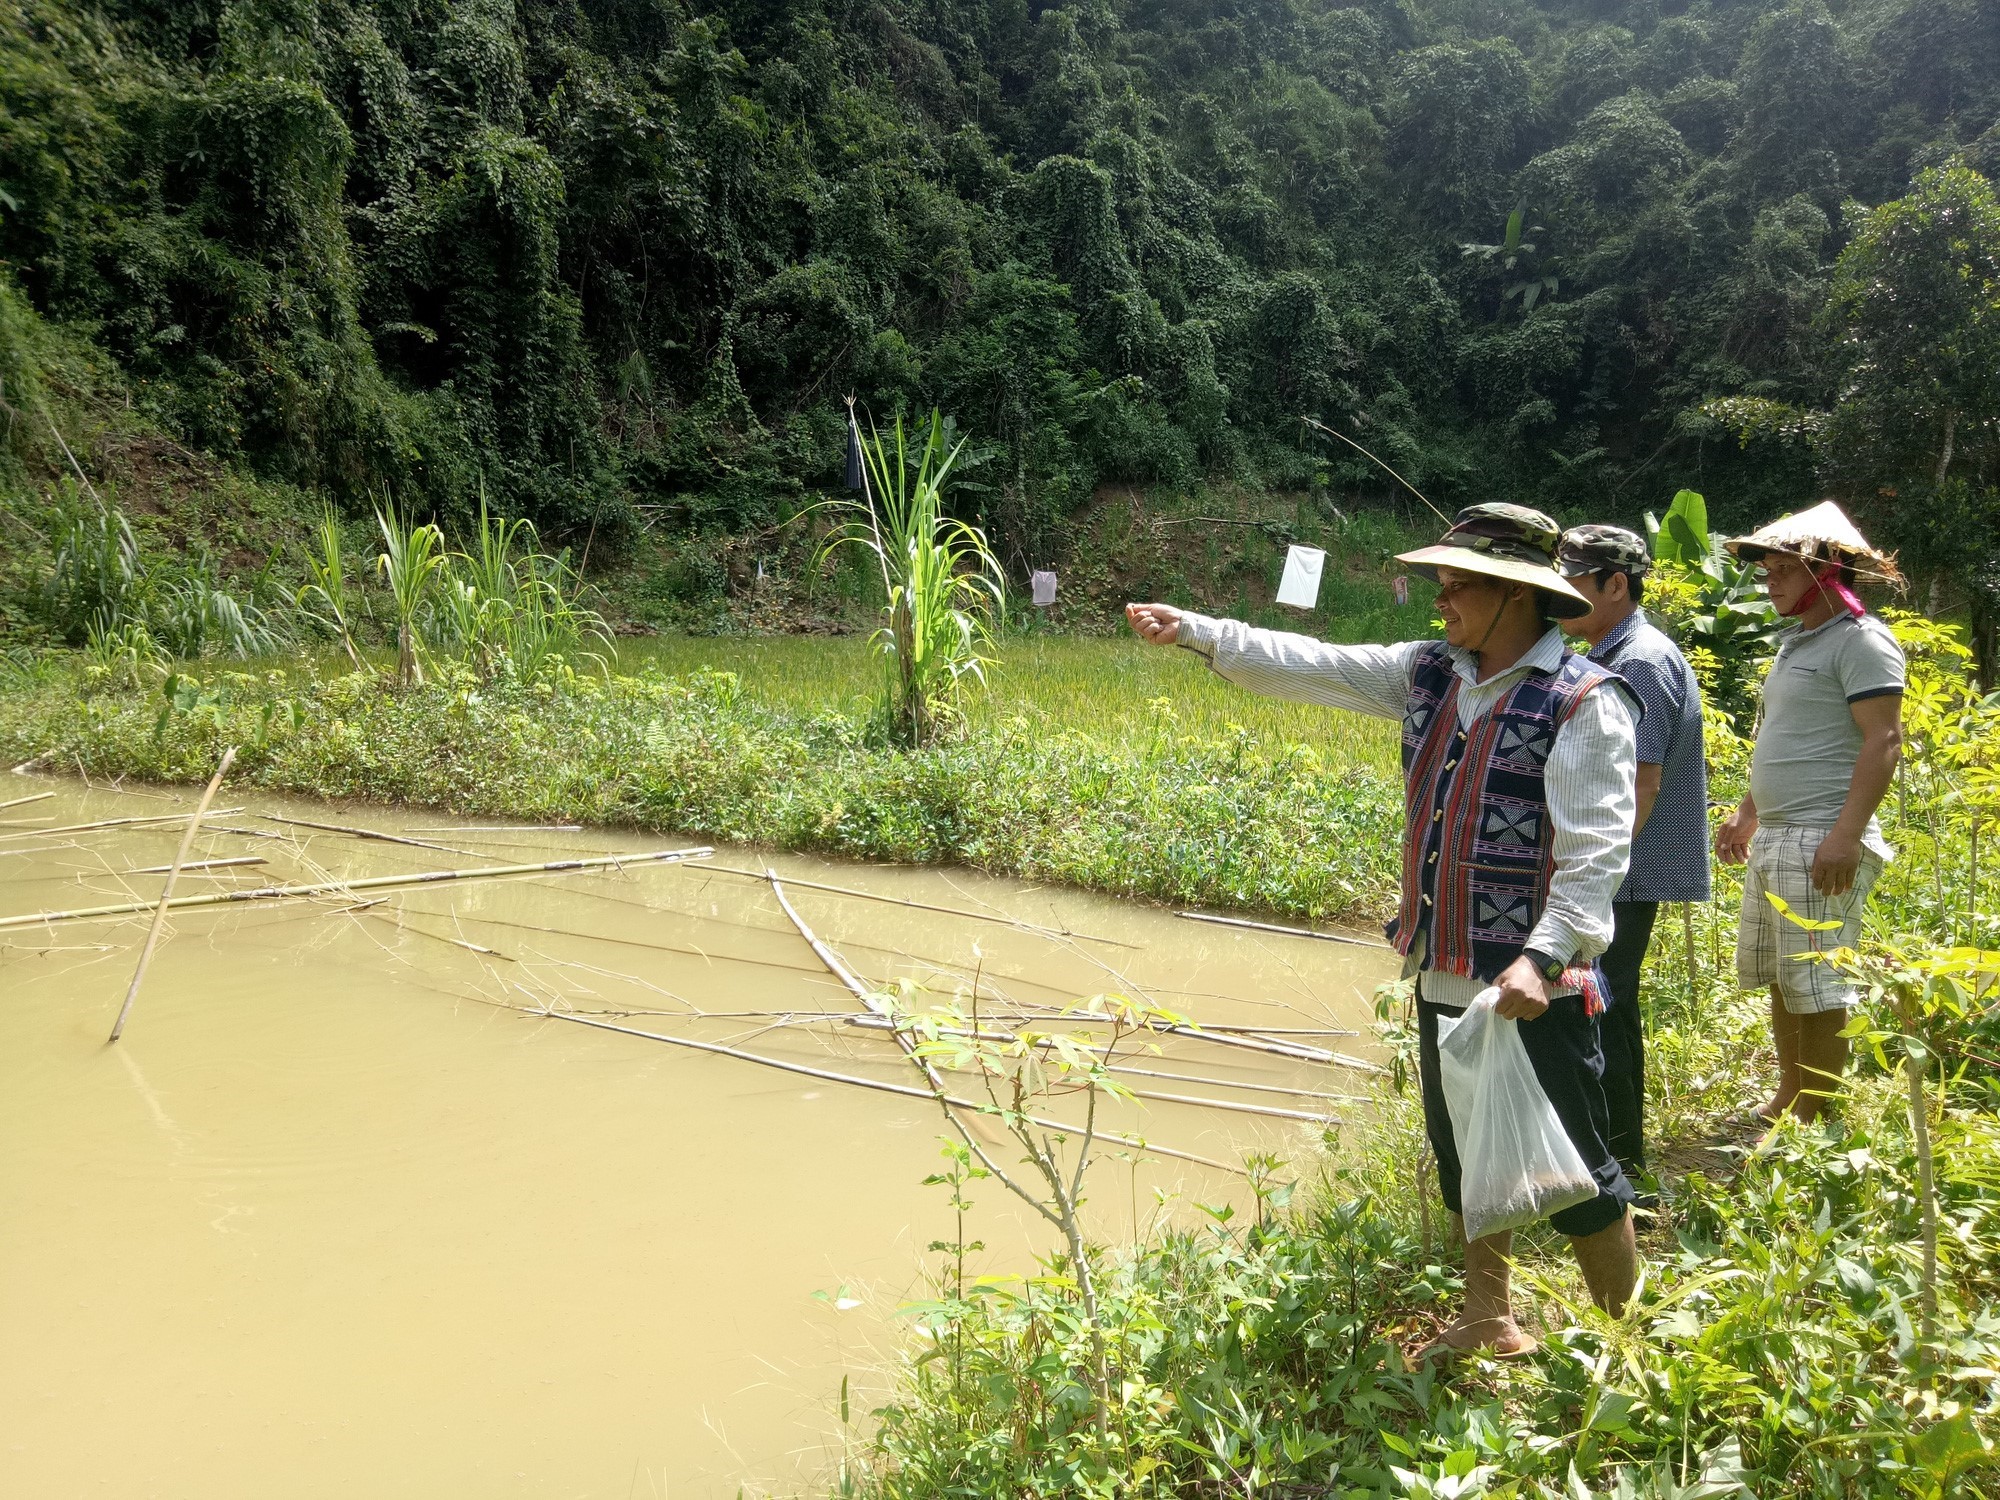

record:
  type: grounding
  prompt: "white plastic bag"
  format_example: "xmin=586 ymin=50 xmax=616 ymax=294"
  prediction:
xmin=1435 ymin=987 xmax=1599 ymax=1241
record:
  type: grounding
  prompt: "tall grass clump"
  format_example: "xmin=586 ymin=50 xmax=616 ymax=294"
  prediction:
xmin=373 ymin=503 xmax=447 ymax=687
xmin=40 ymin=490 xmax=278 ymax=660
xmin=436 ymin=499 xmax=611 ymax=682
xmin=820 ymin=408 xmax=1005 ymax=747
xmin=296 ymin=507 xmax=364 ymax=669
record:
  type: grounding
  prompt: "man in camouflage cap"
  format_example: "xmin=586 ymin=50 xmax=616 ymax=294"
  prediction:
xmin=1126 ymin=503 xmax=1640 ymax=1357
xmin=1558 ymin=524 xmax=1710 ymax=1203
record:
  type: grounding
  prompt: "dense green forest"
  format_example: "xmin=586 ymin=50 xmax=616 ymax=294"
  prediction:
xmin=2 ymin=0 xmax=1998 ymax=615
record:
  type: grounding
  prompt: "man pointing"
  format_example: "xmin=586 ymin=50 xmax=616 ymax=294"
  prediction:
xmin=1127 ymin=504 xmax=1639 ymax=1356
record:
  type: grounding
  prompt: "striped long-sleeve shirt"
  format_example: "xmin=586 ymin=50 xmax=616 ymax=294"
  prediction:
xmin=1175 ymin=614 xmax=1638 ymax=1009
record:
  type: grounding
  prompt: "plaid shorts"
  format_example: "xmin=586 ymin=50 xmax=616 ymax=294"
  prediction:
xmin=1735 ymin=825 xmax=1882 ymax=1015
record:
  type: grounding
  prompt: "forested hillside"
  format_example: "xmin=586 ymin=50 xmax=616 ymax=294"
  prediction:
xmin=3 ymin=0 xmax=1997 ymax=584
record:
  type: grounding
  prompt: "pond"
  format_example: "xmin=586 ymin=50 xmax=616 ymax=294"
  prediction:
xmin=0 ymin=777 xmax=1395 ymax=1496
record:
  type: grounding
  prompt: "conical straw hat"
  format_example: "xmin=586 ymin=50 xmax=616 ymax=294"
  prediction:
xmin=1724 ymin=500 xmax=1900 ymax=581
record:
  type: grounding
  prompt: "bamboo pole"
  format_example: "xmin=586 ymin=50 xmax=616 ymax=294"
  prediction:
xmin=252 ymin=813 xmax=476 ymax=856
xmin=109 ymin=747 xmax=237 ymax=1043
xmin=767 ymin=870 xmax=1244 ymax=1173
xmin=537 ymin=1009 xmax=1242 ymax=1174
xmin=404 ymin=825 xmax=583 ymax=833
xmin=126 ymin=856 xmax=267 ymax=875
xmin=0 ymin=846 xmax=715 ymax=932
xmin=0 ymin=791 xmax=55 ymax=812
xmin=701 ymin=862 xmax=1137 ymax=947
xmin=0 ymin=808 xmax=246 ymax=842
xmin=1177 ymin=909 xmax=1392 ymax=951
xmin=837 ymin=1014 xmax=1351 ymax=1119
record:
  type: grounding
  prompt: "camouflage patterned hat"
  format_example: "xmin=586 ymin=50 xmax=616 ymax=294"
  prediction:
xmin=1558 ymin=524 xmax=1653 ymax=579
xmin=1396 ymin=502 xmax=1592 ymax=620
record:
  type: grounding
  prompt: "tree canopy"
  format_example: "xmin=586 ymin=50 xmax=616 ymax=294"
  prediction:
xmin=2 ymin=0 xmax=1997 ymax=574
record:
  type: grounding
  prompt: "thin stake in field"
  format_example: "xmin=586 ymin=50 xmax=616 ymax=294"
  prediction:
xmin=108 ymin=746 xmax=237 ymax=1043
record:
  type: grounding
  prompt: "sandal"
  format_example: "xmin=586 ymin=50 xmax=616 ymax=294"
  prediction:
xmin=1411 ymin=1321 xmax=1541 ymax=1364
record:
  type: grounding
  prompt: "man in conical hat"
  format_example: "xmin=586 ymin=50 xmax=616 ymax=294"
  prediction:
xmin=1126 ymin=503 xmax=1640 ymax=1358
xmin=1716 ymin=501 xmax=1905 ymax=1126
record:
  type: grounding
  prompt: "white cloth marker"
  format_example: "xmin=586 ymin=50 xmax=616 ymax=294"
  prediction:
xmin=1393 ymin=574 xmax=1409 ymax=606
xmin=1274 ymin=546 xmax=1325 ymax=609
xmin=1031 ymin=570 xmax=1057 ymax=607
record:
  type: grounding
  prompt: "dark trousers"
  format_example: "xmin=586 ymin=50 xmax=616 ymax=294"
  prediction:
xmin=1416 ymin=987 xmax=1632 ymax=1239
xmin=1598 ymin=901 xmax=1661 ymax=1176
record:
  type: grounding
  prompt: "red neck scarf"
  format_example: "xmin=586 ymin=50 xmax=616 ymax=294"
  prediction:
xmin=1780 ymin=561 xmax=1866 ymax=620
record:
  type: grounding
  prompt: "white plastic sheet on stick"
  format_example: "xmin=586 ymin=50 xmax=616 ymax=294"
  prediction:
xmin=1274 ymin=545 xmax=1325 ymax=608
xmin=1436 ymin=987 xmax=1599 ymax=1241
xmin=1030 ymin=570 xmax=1057 ymax=607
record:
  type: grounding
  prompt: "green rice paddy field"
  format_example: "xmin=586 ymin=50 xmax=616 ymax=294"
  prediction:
xmin=614 ymin=635 xmax=1404 ymax=778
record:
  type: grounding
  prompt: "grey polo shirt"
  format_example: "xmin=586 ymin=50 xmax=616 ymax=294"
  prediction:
xmin=1749 ymin=612 xmax=1905 ymax=859
xmin=1588 ymin=611 xmax=1711 ymax=904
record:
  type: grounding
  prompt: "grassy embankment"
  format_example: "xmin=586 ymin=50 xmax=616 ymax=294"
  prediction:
xmin=0 ymin=638 xmax=1408 ymax=925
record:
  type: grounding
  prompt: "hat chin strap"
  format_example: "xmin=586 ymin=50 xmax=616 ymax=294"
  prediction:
xmin=1470 ymin=592 xmax=1510 ymax=655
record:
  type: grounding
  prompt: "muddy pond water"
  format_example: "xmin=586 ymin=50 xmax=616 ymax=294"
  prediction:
xmin=0 ymin=777 xmax=1395 ymax=1497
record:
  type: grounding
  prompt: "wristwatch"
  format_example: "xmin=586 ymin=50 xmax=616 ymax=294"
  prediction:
xmin=1521 ymin=947 xmax=1566 ymax=982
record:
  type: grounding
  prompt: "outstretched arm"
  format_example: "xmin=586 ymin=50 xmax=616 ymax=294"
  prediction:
xmin=1124 ymin=601 xmax=1420 ymax=721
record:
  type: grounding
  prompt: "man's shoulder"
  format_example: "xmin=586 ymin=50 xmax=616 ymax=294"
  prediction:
xmin=1622 ymin=615 xmax=1694 ymax=671
xmin=1846 ymin=613 xmax=1906 ymax=661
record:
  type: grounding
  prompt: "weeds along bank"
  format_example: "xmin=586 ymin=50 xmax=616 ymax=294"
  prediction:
xmin=0 ymin=656 xmax=1403 ymax=925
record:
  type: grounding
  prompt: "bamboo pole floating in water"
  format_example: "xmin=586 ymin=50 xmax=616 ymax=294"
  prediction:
xmin=1177 ymin=910 xmax=1393 ymax=951
xmin=0 ymin=846 xmax=715 ymax=931
xmin=767 ymin=870 xmax=1247 ymax=1173
xmin=108 ymin=746 xmax=237 ymax=1043
xmin=0 ymin=791 xmax=55 ymax=812
xmin=838 ymin=1014 xmax=1353 ymax=1120
xmin=0 ymin=808 xmax=246 ymax=842
xmin=404 ymin=824 xmax=583 ymax=834
xmin=126 ymin=856 xmax=267 ymax=876
xmin=252 ymin=813 xmax=476 ymax=856
xmin=535 ymin=1009 xmax=1244 ymax=1173
xmin=700 ymin=862 xmax=1139 ymax=947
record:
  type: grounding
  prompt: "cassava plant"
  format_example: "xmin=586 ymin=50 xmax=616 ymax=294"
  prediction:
xmin=818 ymin=405 xmax=1005 ymax=748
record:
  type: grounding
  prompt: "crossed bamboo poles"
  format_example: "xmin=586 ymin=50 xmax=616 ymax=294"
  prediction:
xmin=7 ymin=763 xmax=1384 ymax=1167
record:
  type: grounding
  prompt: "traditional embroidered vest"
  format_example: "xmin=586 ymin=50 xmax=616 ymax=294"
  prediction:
xmin=1385 ymin=643 xmax=1619 ymax=1013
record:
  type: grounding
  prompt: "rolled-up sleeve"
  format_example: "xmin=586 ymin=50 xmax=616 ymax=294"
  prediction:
xmin=1176 ymin=613 xmax=1420 ymax=721
xmin=1527 ymin=682 xmax=1638 ymax=966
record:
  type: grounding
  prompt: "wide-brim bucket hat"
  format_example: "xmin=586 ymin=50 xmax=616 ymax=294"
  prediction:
xmin=1724 ymin=500 xmax=1902 ymax=583
xmin=1397 ymin=503 xmax=1594 ymax=620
